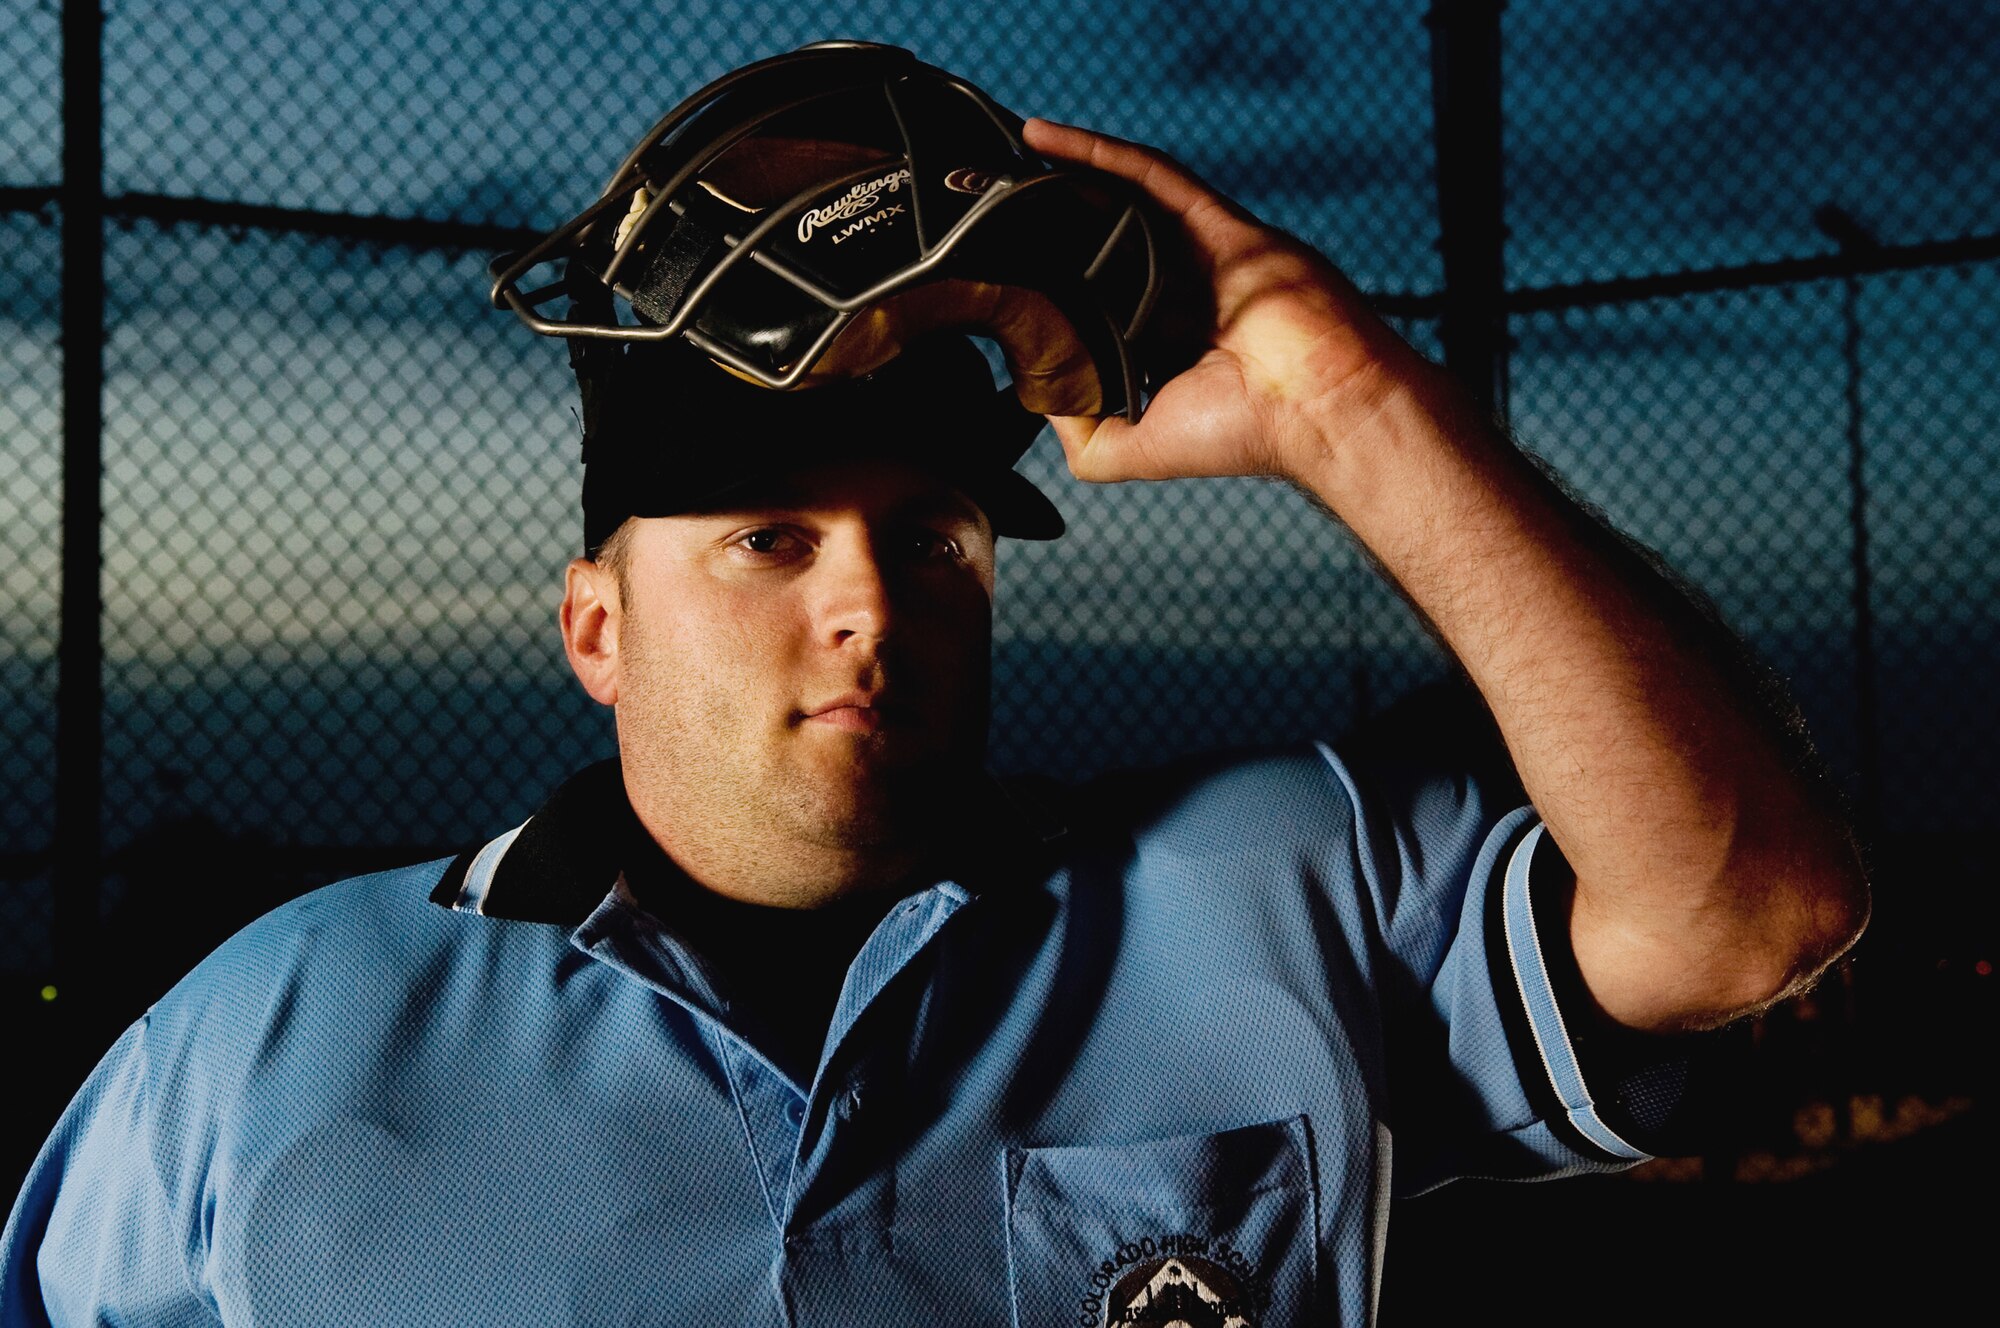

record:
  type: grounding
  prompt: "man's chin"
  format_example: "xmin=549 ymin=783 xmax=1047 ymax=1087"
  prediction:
xmin=791 ymin=800 xmax=918 ymax=852
xmin=788 ymin=760 xmax=973 ymax=850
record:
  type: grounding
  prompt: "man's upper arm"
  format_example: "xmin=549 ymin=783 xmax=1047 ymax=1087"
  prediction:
xmin=2 ymin=1018 xmax=217 ymax=1327
xmin=1315 ymin=683 xmax=1738 ymax=1193
xmin=1498 ymin=824 xmax=1746 ymax=1163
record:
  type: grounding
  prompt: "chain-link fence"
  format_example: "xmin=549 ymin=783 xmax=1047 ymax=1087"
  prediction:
xmin=4 ymin=0 xmax=1995 ymax=1232
xmin=4 ymin=0 xmax=1455 ymax=978
xmin=1 ymin=0 xmax=64 ymax=990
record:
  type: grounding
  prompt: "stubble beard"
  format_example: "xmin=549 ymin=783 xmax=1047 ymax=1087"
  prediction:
xmin=768 ymin=656 xmax=993 ymax=852
xmin=615 ymin=616 xmax=992 ymax=861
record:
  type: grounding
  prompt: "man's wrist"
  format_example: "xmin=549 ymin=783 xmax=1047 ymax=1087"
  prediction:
xmin=1276 ymin=349 xmax=1514 ymax=539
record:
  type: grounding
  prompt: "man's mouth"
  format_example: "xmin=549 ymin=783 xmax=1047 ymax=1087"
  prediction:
xmin=804 ymin=704 xmax=887 ymax=733
xmin=800 ymin=689 xmax=903 ymax=732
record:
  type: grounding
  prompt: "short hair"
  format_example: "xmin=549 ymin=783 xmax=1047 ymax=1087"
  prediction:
xmin=588 ymin=517 xmax=638 ymax=601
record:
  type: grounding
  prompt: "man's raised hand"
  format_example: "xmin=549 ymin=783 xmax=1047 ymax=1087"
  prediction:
xmin=1021 ymin=116 xmax=1435 ymax=486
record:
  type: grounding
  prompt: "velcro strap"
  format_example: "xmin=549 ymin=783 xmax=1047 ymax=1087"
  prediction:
xmin=627 ymin=205 xmax=729 ymax=326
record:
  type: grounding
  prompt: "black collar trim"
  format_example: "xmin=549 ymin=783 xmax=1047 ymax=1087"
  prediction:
xmin=428 ymin=758 xmax=1070 ymax=927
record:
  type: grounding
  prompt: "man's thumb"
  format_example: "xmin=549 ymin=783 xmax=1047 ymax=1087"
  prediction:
xmin=1047 ymin=413 xmax=1140 ymax=484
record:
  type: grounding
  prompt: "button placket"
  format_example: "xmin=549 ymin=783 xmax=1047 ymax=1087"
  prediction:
xmin=779 ymin=883 xmax=972 ymax=1229
xmin=711 ymin=1032 xmax=804 ymax=1232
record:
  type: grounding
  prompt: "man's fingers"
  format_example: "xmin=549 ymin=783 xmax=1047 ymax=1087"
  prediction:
xmin=1046 ymin=412 xmax=1189 ymax=485
xmin=1023 ymin=117 xmax=1221 ymax=223
xmin=1047 ymin=413 xmax=1129 ymax=484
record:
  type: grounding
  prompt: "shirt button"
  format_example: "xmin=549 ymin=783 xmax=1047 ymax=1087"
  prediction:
xmin=838 ymin=1086 xmax=863 ymax=1119
xmin=785 ymin=1099 xmax=805 ymax=1127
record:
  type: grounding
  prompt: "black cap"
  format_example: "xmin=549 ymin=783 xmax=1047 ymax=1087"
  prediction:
xmin=578 ymin=334 xmax=1066 ymax=554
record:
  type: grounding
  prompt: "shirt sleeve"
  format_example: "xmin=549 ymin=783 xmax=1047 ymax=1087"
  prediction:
xmin=1317 ymin=683 xmax=1727 ymax=1196
xmin=1 ymin=1017 xmax=219 ymax=1328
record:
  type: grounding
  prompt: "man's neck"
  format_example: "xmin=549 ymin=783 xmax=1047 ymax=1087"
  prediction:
xmin=620 ymin=788 xmax=936 ymax=910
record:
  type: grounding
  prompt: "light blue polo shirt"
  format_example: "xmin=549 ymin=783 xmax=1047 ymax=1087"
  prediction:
xmin=3 ymin=716 xmax=1688 ymax=1327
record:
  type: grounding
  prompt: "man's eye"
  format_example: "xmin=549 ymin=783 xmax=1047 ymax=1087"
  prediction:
xmin=735 ymin=528 xmax=800 ymax=556
xmin=909 ymin=531 xmax=963 ymax=561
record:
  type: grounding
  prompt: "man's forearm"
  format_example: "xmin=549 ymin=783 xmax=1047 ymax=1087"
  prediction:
xmin=1287 ymin=353 xmax=1868 ymax=1031
xmin=1011 ymin=112 xmax=1866 ymax=1029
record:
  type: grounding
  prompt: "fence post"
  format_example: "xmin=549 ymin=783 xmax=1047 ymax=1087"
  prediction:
xmin=1813 ymin=205 xmax=1882 ymax=834
xmin=1426 ymin=0 xmax=1510 ymax=424
xmin=55 ymin=0 xmax=105 ymax=998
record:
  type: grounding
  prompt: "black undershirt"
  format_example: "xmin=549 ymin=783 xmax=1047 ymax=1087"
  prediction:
xmin=614 ymin=810 xmax=921 ymax=1086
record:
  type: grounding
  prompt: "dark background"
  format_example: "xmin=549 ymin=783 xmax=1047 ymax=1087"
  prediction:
xmin=3 ymin=0 xmax=1993 ymax=1319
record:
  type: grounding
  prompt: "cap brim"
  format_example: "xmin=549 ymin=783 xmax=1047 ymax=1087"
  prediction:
xmin=672 ymin=421 xmax=1066 ymax=541
xmin=956 ymin=458 xmax=1066 ymax=540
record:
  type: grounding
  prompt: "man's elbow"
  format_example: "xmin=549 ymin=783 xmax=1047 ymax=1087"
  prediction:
xmin=1709 ymin=831 xmax=1871 ymax=1026
xmin=1765 ymin=843 xmax=1871 ymax=1002
xmin=1587 ymin=828 xmax=1871 ymax=1035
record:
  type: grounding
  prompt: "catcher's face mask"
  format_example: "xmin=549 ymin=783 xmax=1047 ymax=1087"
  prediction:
xmin=489 ymin=41 xmax=1166 ymax=422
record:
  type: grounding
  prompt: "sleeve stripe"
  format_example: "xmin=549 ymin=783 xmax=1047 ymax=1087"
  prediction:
xmin=453 ymin=821 xmax=527 ymax=915
xmin=1500 ymin=823 xmax=1651 ymax=1162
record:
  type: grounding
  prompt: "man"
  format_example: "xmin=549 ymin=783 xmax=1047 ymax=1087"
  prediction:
xmin=3 ymin=117 xmax=1865 ymax=1326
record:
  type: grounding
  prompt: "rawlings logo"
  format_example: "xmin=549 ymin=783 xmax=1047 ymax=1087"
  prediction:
xmin=798 ymin=168 xmax=914 ymax=242
xmin=943 ymin=167 xmax=996 ymax=195
xmin=828 ymin=204 xmax=906 ymax=244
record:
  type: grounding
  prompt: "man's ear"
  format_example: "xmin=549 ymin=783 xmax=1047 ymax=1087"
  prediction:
xmin=560 ymin=558 xmax=621 ymax=706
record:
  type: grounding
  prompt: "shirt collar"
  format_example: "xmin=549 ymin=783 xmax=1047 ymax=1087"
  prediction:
xmin=427 ymin=757 xmax=1069 ymax=927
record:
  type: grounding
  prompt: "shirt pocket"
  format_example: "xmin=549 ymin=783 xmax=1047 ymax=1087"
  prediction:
xmin=1002 ymin=1114 xmax=1320 ymax=1327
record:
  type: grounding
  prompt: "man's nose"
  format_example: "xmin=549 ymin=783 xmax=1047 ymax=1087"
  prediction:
xmin=812 ymin=530 xmax=897 ymax=647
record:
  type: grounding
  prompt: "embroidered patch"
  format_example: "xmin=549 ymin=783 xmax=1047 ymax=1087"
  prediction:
xmin=1079 ymin=1234 xmax=1265 ymax=1327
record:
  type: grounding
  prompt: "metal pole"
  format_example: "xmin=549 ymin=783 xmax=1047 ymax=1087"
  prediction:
xmin=1426 ymin=0 xmax=1510 ymax=423
xmin=1814 ymin=205 xmax=1882 ymax=832
xmin=1838 ymin=272 xmax=1881 ymax=833
xmin=55 ymin=0 xmax=105 ymax=994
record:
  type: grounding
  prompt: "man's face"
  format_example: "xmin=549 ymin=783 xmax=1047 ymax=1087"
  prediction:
xmin=599 ymin=457 xmax=999 ymax=857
